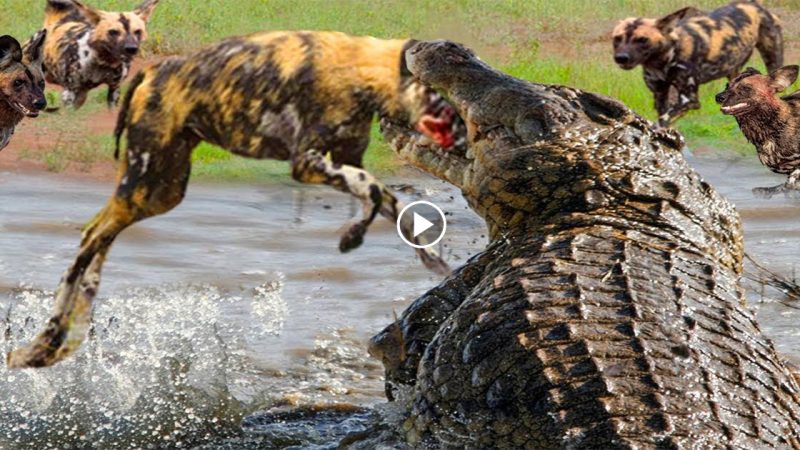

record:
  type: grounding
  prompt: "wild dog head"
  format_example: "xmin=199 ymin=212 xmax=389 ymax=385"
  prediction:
xmin=612 ymin=7 xmax=700 ymax=69
xmin=397 ymin=40 xmax=465 ymax=150
xmin=0 ymin=32 xmax=47 ymax=118
xmin=71 ymin=0 xmax=160 ymax=65
xmin=716 ymin=66 xmax=799 ymax=117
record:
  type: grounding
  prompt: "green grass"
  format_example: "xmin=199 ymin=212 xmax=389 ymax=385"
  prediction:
xmin=6 ymin=0 xmax=791 ymax=48
xmin=3 ymin=0 xmax=800 ymax=180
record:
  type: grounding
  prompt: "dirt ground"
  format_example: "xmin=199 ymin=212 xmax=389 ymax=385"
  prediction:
xmin=0 ymin=57 xmax=159 ymax=181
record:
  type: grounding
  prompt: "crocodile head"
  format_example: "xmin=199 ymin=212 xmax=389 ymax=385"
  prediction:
xmin=382 ymin=40 xmax=743 ymax=271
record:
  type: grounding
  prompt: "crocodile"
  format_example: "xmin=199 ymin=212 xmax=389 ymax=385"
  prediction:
xmin=370 ymin=40 xmax=800 ymax=449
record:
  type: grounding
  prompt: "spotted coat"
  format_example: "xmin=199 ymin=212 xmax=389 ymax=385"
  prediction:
xmin=7 ymin=30 xmax=461 ymax=369
xmin=39 ymin=0 xmax=158 ymax=109
xmin=612 ymin=0 xmax=783 ymax=127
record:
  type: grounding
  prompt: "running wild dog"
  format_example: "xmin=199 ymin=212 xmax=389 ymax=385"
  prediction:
xmin=612 ymin=0 xmax=783 ymax=127
xmin=6 ymin=30 xmax=461 ymax=368
xmin=716 ymin=65 xmax=800 ymax=198
xmin=0 ymin=32 xmax=47 ymax=152
xmin=39 ymin=0 xmax=159 ymax=109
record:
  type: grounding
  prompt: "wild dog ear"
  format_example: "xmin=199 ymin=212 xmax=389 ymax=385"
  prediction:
xmin=0 ymin=36 xmax=23 ymax=69
xmin=656 ymin=7 xmax=702 ymax=33
xmin=23 ymin=30 xmax=47 ymax=70
xmin=134 ymin=0 xmax=160 ymax=22
xmin=72 ymin=0 xmax=102 ymax=25
xmin=769 ymin=65 xmax=799 ymax=93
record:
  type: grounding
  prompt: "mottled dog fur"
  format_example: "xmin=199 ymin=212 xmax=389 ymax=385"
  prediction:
xmin=7 ymin=30 xmax=460 ymax=368
xmin=40 ymin=0 xmax=159 ymax=109
xmin=0 ymin=32 xmax=47 ymax=152
xmin=716 ymin=65 xmax=800 ymax=197
xmin=613 ymin=0 xmax=782 ymax=127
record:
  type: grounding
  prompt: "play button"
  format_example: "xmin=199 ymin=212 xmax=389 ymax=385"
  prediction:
xmin=413 ymin=213 xmax=433 ymax=237
xmin=397 ymin=201 xmax=447 ymax=249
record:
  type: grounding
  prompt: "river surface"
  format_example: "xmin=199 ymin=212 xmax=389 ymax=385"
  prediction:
xmin=0 ymin=152 xmax=799 ymax=449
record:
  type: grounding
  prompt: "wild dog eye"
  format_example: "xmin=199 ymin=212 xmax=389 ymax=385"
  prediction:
xmin=13 ymin=79 xmax=25 ymax=90
xmin=613 ymin=36 xmax=622 ymax=44
xmin=634 ymin=37 xmax=649 ymax=45
xmin=108 ymin=30 xmax=121 ymax=38
xmin=38 ymin=80 xmax=45 ymax=89
xmin=134 ymin=30 xmax=142 ymax=38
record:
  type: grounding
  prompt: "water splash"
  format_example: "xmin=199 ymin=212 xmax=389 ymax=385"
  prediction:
xmin=0 ymin=279 xmax=288 ymax=449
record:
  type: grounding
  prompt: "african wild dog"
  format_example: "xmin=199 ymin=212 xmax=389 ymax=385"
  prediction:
xmin=6 ymin=30 xmax=461 ymax=368
xmin=612 ymin=0 xmax=783 ymax=127
xmin=716 ymin=65 xmax=800 ymax=197
xmin=39 ymin=0 xmax=159 ymax=109
xmin=0 ymin=32 xmax=47 ymax=152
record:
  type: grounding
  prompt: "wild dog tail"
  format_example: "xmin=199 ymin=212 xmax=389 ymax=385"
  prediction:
xmin=114 ymin=71 xmax=145 ymax=160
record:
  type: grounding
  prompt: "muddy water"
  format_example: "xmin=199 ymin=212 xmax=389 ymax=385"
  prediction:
xmin=0 ymin=152 xmax=799 ymax=449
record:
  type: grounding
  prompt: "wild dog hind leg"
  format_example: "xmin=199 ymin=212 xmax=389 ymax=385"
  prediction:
xmin=757 ymin=12 xmax=784 ymax=72
xmin=7 ymin=136 xmax=196 ymax=368
xmin=291 ymin=150 xmax=449 ymax=274
xmin=107 ymin=84 xmax=121 ymax=108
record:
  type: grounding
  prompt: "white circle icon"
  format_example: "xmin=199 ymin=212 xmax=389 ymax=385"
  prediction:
xmin=396 ymin=201 xmax=447 ymax=249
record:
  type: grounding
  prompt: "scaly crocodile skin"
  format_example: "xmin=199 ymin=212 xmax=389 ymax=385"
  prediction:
xmin=371 ymin=40 xmax=800 ymax=449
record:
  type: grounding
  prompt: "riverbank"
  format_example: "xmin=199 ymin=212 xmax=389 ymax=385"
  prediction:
xmin=2 ymin=0 xmax=799 ymax=181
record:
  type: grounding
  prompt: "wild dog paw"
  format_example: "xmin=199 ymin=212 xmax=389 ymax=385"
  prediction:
xmin=752 ymin=184 xmax=786 ymax=199
xmin=339 ymin=222 xmax=367 ymax=253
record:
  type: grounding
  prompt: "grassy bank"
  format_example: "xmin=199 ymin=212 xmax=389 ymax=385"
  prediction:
xmin=3 ymin=0 xmax=800 ymax=180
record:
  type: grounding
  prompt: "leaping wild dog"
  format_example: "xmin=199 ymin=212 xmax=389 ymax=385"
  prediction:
xmin=716 ymin=65 xmax=800 ymax=198
xmin=612 ymin=0 xmax=783 ymax=127
xmin=6 ymin=30 xmax=461 ymax=368
xmin=0 ymin=32 xmax=47 ymax=152
xmin=39 ymin=0 xmax=159 ymax=109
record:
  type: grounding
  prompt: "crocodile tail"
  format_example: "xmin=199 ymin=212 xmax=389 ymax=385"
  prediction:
xmin=114 ymin=71 xmax=145 ymax=160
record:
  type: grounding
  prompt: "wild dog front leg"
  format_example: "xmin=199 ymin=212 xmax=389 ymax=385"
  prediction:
xmin=291 ymin=150 xmax=449 ymax=274
xmin=107 ymin=84 xmax=121 ymax=109
xmin=377 ymin=184 xmax=449 ymax=275
xmin=292 ymin=150 xmax=383 ymax=252
xmin=753 ymin=169 xmax=800 ymax=199
xmin=787 ymin=169 xmax=800 ymax=189
xmin=61 ymin=89 xmax=88 ymax=110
